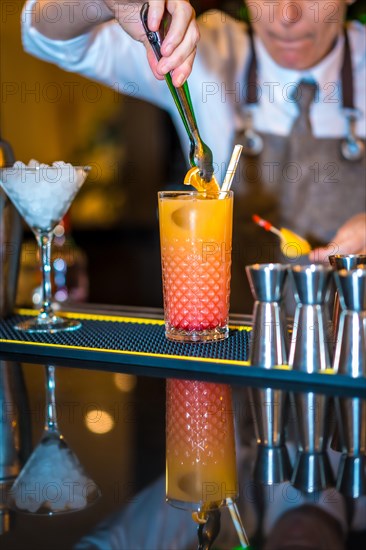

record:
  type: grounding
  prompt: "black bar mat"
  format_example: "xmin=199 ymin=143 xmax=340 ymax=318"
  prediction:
xmin=0 ymin=310 xmax=251 ymax=363
xmin=1 ymin=310 xmax=365 ymax=397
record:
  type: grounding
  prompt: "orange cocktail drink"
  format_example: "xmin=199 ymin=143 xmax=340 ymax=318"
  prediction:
xmin=166 ymin=379 xmax=238 ymax=511
xmin=158 ymin=191 xmax=233 ymax=342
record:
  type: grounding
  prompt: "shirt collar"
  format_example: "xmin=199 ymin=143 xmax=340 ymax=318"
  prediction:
xmin=254 ymin=32 xmax=345 ymax=95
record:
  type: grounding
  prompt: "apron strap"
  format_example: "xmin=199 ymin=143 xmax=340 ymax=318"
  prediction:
xmin=341 ymin=27 xmax=355 ymax=110
xmin=245 ymin=26 xmax=258 ymax=105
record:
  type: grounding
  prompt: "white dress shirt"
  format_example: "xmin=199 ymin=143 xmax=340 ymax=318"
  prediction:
xmin=21 ymin=3 xmax=366 ymax=175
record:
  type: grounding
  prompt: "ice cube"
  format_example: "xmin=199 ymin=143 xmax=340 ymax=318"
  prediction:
xmin=171 ymin=204 xmax=199 ymax=231
xmin=24 ymin=498 xmax=41 ymax=513
xmin=68 ymin=495 xmax=87 ymax=510
xmin=28 ymin=159 xmax=41 ymax=168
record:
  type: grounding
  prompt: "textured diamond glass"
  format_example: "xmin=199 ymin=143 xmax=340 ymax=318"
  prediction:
xmin=158 ymin=191 xmax=233 ymax=342
xmin=166 ymin=379 xmax=237 ymax=509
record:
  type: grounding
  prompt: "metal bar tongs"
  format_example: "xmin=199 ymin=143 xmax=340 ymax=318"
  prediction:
xmin=140 ymin=3 xmax=214 ymax=182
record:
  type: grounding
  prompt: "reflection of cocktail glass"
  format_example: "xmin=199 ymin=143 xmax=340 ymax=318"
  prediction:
xmin=0 ymin=162 xmax=89 ymax=332
xmin=158 ymin=191 xmax=233 ymax=343
xmin=8 ymin=365 xmax=100 ymax=514
xmin=166 ymin=379 xmax=249 ymax=548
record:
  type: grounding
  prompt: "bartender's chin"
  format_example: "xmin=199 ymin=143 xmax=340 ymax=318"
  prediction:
xmin=275 ymin=50 xmax=312 ymax=70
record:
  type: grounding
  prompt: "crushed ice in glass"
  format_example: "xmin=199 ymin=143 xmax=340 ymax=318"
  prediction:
xmin=0 ymin=160 xmax=86 ymax=232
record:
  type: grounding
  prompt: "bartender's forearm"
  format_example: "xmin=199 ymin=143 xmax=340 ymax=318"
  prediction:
xmin=26 ymin=0 xmax=198 ymax=87
xmin=31 ymin=0 xmax=114 ymax=40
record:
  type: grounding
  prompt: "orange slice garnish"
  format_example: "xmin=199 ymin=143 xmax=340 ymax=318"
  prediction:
xmin=184 ymin=167 xmax=220 ymax=194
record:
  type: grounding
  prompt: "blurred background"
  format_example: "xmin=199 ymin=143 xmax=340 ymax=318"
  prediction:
xmin=1 ymin=0 xmax=364 ymax=312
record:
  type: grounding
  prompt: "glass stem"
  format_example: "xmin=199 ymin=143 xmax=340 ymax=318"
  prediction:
xmin=36 ymin=230 xmax=54 ymax=318
xmin=44 ymin=365 xmax=58 ymax=432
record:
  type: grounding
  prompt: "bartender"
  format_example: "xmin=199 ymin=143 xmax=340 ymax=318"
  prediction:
xmin=21 ymin=0 xmax=365 ymax=312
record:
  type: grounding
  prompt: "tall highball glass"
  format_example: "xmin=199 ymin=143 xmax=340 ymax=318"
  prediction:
xmin=158 ymin=190 xmax=233 ymax=343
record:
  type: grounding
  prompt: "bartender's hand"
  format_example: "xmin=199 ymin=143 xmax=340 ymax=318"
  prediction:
xmin=309 ymin=213 xmax=366 ymax=263
xmin=32 ymin=1 xmax=198 ymax=87
xmin=103 ymin=0 xmax=199 ymax=86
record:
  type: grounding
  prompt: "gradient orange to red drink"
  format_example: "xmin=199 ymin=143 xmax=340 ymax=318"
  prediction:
xmin=158 ymin=192 xmax=233 ymax=335
xmin=166 ymin=379 xmax=238 ymax=508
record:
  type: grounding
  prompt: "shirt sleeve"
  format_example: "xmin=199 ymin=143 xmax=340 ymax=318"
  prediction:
xmin=74 ymin=476 xmax=197 ymax=550
xmin=21 ymin=0 xmax=172 ymax=111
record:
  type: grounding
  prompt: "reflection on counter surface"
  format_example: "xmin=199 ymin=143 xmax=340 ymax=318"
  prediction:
xmin=166 ymin=378 xmax=249 ymax=549
xmin=166 ymin=380 xmax=238 ymax=508
xmin=0 ymin=258 xmax=365 ymax=547
xmin=0 ymin=362 xmax=138 ymax=548
xmin=8 ymin=365 xmax=100 ymax=515
xmin=0 ymin=361 xmax=365 ymax=550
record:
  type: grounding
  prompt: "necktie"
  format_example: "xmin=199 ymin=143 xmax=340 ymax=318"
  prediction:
xmin=280 ymin=80 xmax=318 ymax=229
xmin=291 ymin=80 xmax=318 ymax=135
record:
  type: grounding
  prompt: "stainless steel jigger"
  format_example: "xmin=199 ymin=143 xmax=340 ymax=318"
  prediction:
xmin=333 ymin=267 xmax=366 ymax=498
xmin=246 ymin=263 xmax=292 ymax=484
xmin=289 ymin=265 xmax=334 ymax=493
xmin=329 ymin=255 xmax=366 ymax=452
xmin=329 ymin=254 xmax=366 ymax=342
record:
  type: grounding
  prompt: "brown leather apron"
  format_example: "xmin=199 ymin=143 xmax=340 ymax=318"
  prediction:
xmin=230 ymin=30 xmax=366 ymax=313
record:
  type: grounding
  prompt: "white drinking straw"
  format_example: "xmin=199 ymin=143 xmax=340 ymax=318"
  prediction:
xmin=221 ymin=144 xmax=243 ymax=194
xmin=228 ymin=501 xmax=250 ymax=548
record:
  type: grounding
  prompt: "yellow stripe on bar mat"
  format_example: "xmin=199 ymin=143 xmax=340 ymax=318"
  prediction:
xmin=0 ymin=311 xmax=251 ymax=366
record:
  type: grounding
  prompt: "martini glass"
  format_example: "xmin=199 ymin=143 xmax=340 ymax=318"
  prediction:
xmin=8 ymin=365 xmax=100 ymax=514
xmin=166 ymin=379 xmax=250 ymax=549
xmin=0 ymin=162 xmax=90 ymax=332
